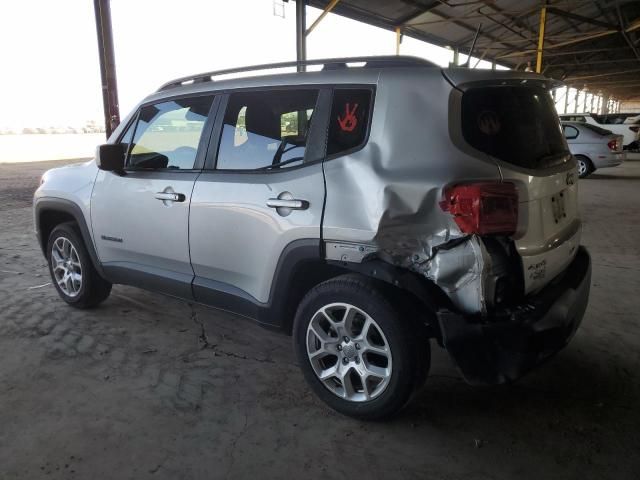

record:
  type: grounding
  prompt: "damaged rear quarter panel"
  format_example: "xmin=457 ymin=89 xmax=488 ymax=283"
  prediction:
xmin=321 ymin=69 xmax=502 ymax=314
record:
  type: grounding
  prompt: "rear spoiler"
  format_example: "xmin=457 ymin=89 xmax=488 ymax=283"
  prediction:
xmin=442 ymin=67 xmax=563 ymax=91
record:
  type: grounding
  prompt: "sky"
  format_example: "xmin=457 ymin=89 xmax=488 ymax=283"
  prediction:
xmin=0 ymin=0 xmax=498 ymax=129
xmin=0 ymin=0 xmax=606 ymax=129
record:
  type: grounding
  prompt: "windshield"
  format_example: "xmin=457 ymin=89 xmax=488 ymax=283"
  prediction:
xmin=461 ymin=86 xmax=570 ymax=169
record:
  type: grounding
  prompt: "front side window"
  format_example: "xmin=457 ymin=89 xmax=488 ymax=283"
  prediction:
xmin=127 ymin=96 xmax=213 ymax=170
xmin=216 ymin=89 xmax=319 ymax=170
xmin=327 ymin=89 xmax=372 ymax=156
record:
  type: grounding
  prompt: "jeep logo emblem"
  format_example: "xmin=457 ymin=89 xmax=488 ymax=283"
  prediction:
xmin=566 ymin=172 xmax=576 ymax=186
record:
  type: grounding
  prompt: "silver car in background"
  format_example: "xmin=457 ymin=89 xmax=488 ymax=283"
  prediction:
xmin=562 ymin=121 xmax=626 ymax=178
xmin=559 ymin=113 xmax=640 ymax=151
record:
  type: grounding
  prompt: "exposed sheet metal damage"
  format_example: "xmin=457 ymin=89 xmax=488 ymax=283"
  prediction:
xmin=326 ymin=229 xmax=496 ymax=316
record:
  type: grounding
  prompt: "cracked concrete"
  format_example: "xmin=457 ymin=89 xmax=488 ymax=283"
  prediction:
xmin=0 ymin=159 xmax=639 ymax=479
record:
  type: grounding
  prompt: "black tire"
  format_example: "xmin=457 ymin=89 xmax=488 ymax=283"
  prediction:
xmin=293 ymin=274 xmax=430 ymax=420
xmin=576 ymin=155 xmax=594 ymax=178
xmin=46 ymin=222 xmax=112 ymax=308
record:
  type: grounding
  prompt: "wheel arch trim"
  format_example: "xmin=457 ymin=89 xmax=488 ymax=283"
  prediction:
xmin=34 ymin=197 xmax=106 ymax=277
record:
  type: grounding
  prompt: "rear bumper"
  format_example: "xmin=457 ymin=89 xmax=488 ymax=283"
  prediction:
xmin=593 ymin=152 xmax=625 ymax=168
xmin=437 ymin=246 xmax=591 ymax=385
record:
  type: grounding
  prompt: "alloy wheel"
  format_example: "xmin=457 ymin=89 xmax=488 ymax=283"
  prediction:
xmin=50 ymin=236 xmax=83 ymax=297
xmin=578 ymin=159 xmax=587 ymax=176
xmin=306 ymin=302 xmax=392 ymax=402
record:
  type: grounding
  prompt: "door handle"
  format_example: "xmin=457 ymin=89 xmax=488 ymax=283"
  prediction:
xmin=155 ymin=192 xmax=186 ymax=202
xmin=266 ymin=198 xmax=309 ymax=210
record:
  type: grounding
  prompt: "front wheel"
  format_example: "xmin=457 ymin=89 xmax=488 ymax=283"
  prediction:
xmin=47 ymin=223 xmax=112 ymax=308
xmin=293 ymin=275 xmax=430 ymax=420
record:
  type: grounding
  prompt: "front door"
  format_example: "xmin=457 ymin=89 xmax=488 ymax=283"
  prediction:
xmin=91 ymin=95 xmax=215 ymax=297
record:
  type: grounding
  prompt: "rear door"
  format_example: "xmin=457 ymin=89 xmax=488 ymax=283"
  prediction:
xmin=91 ymin=95 xmax=215 ymax=297
xmin=188 ymin=88 xmax=330 ymax=308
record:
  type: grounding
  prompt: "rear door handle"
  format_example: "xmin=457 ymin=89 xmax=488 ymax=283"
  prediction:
xmin=266 ymin=198 xmax=309 ymax=210
xmin=155 ymin=192 xmax=186 ymax=202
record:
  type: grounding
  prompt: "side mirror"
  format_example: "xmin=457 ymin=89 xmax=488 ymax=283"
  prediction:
xmin=96 ymin=144 xmax=125 ymax=172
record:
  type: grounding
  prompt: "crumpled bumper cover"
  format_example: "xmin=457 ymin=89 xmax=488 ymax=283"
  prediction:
xmin=437 ymin=246 xmax=591 ymax=385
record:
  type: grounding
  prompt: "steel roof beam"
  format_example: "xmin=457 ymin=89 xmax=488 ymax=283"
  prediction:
xmin=306 ymin=0 xmax=452 ymax=50
xmin=565 ymin=67 xmax=640 ymax=81
xmin=395 ymin=1 xmax=440 ymax=25
xmin=546 ymin=7 xmax=617 ymax=30
xmin=616 ymin=3 xmax=640 ymax=64
xmin=549 ymin=57 xmax=638 ymax=67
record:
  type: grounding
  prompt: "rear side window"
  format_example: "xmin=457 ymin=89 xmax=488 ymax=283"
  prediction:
xmin=128 ymin=96 xmax=213 ymax=170
xmin=461 ymin=86 xmax=569 ymax=169
xmin=216 ymin=89 xmax=319 ymax=170
xmin=327 ymin=89 xmax=372 ymax=156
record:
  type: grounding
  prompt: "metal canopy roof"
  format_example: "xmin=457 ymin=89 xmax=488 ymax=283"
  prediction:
xmin=307 ymin=0 xmax=640 ymax=100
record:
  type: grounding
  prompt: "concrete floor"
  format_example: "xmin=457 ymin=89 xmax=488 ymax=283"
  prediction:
xmin=0 ymin=159 xmax=639 ymax=480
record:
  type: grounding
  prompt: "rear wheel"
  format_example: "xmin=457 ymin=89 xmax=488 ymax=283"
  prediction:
xmin=293 ymin=274 xmax=430 ymax=420
xmin=576 ymin=155 xmax=594 ymax=178
xmin=47 ymin=223 xmax=112 ymax=308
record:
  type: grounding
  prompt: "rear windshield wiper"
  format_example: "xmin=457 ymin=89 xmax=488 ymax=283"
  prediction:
xmin=537 ymin=150 xmax=571 ymax=166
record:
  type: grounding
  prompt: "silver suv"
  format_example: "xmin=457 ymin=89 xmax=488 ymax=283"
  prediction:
xmin=34 ymin=56 xmax=591 ymax=420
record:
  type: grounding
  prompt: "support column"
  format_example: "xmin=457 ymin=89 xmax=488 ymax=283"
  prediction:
xmin=597 ymin=95 xmax=602 ymax=114
xmin=602 ymin=93 xmax=610 ymax=114
xmin=453 ymin=48 xmax=460 ymax=66
xmin=574 ymin=88 xmax=579 ymax=113
xmin=395 ymin=27 xmax=401 ymax=55
xmin=93 ymin=0 xmax=120 ymax=138
xmin=536 ymin=4 xmax=547 ymax=73
xmin=296 ymin=0 xmax=307 ymax=72
xmin=564 ymin=87 xmax=570 ymax=114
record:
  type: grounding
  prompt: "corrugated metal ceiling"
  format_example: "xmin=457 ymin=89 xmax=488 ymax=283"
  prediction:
xmin=307 ymin=0 xmax=640 ymax=99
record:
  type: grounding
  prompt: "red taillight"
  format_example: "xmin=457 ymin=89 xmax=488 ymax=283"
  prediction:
xmin=440 ymin=182 xmax=518 ymax=236
xmin=607 ymin=139 xmax=619 ymax=151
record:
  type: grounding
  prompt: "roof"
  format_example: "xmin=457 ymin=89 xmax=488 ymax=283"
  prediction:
xmin=308 ymin=0 xmax=640 ymax=100
xmin=152 ymin=56 xmax=553 ymax=102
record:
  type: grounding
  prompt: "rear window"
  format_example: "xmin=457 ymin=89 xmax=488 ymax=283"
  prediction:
xmin=462 ymin=86 xmax=569 ymax=169
xmin=580 ymin=123 xmax=612 ymax=136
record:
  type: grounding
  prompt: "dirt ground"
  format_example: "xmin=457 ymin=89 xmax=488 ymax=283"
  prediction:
xmin=0 ymin=159 xmax=639 ymax=480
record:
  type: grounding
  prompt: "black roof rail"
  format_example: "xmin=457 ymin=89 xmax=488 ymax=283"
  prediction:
xmin=157 ymin=55 xmax=436 ymax=91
